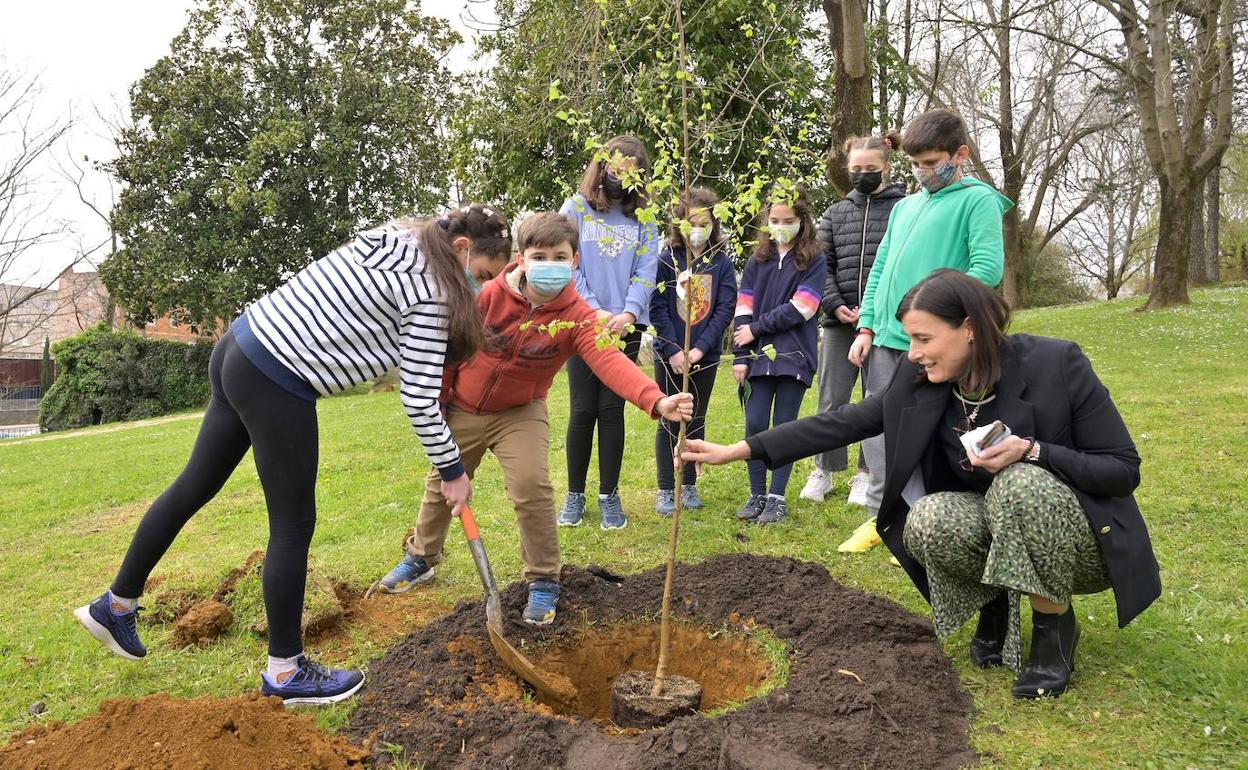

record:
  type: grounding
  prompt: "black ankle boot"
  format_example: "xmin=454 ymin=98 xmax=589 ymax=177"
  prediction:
xmin=1012 ymin=605 xmax=1079 ymax=699
xmin=970 ymin=593 xmax=1008 ymax=668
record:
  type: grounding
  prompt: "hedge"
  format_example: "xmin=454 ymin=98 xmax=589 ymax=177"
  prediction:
xmin=39 ymin=323 xmax=214 ymax=432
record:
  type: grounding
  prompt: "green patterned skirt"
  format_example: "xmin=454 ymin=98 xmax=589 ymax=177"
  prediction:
xmin=902 ymin=463 xmax=1111 ymax=671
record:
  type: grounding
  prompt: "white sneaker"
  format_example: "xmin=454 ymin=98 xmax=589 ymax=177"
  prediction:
xmin=847 ymin=471 xmax=870 ymax=507
xmin=799 ymin=468 xmax=833 ymax=502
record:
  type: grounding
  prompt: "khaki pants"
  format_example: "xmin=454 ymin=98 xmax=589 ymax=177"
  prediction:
xmin=405 ymin=401 xmax=559 ymax=581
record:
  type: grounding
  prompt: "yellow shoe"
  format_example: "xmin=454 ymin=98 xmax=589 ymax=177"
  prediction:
xmin=837 ymin=519 xmax=882 ymax=553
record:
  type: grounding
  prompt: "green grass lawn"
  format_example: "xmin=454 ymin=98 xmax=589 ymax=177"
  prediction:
xmin=2 ymin=286 xmax=1246 ymax=768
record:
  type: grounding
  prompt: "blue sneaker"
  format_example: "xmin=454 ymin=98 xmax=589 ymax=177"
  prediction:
xmin=260 ymin=654 xmax=365 ymax=705
xmin=599 ymin=492 xmax=628 ymax=530
xmin=655 ymin=489 xmax=675 ymax=517
xmin=558 ymin=492 xmax=586 ymax=527
xmin=523 ymin=579 xmax=561 ymax=625
xmin=378 ymin=554 xmax=435 ymax=593
xmin=75 ymin=592 xmax=146 ymax=660
xmin=681 ymin=484 xmax=703 ymax=510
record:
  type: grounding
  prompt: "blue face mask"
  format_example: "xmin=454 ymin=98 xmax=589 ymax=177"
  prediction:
xmin=464 ymin=268 xmax=482 ymax=296
xmin=526 ymin=261 xmax=572 ymax=296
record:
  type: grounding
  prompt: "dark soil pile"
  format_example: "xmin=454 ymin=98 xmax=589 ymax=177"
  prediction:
xmin=346 ymin=554 xmax=976 ymax=770
xmin=0 ymin=693 xmax=368 ymax=770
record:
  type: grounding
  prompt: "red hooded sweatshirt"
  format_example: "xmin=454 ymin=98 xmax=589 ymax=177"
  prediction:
xmin=441 ymin=262 xmax=665 ymax=417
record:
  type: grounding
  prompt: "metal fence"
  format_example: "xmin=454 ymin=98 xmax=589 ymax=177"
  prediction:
xmin=0 ymin=425 xmax=39 ymax=440
xmin=0 ymin=385 xmax=42 ymax=401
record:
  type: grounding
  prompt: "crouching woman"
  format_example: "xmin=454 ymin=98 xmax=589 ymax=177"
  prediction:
xmin=682 ymin=268 xmax=1160 ymax=698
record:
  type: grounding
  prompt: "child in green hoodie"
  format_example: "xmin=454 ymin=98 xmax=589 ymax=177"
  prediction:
xmin=841 ymin=108 xmax=1013 ymax=554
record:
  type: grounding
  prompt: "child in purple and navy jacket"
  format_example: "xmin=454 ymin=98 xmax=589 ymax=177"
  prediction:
xmin=649 ymin=187 xmax=738 ymax=517
xmin=732 ymin=187 xmax=826 ymax=524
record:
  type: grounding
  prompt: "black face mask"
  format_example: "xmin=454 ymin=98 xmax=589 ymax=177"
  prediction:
xmin=849 ymin=171 xmax=883 ymax=195
xmin=602 ymin=174 xmax=626 ymax=200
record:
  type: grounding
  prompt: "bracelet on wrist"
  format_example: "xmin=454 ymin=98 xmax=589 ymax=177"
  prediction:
xmin=857 ymin=328 xmax=874 ymax=337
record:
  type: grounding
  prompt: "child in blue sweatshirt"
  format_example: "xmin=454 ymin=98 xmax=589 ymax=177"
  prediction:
xmin=732 ymin=186 xmax=826 ymax=524
xmin=558 ymin=135 xmax=661 ymax=530
xmin=649 ymin=187 xmax=738 ymax=516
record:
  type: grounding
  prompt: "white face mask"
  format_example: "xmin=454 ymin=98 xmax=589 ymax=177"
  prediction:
xmin=688 ymin=226 xmax=711 ymax=248
xmin=769 ymin=222 xmax=800 ymax=245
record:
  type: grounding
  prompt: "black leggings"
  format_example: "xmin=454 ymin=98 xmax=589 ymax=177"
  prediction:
xmin=654 ymin=358 xmax=718 ymax=488
xmin=111 ymin=330 xmax=319 ymax=657
xmin=565 ymin=329 xmax=643 ymax=495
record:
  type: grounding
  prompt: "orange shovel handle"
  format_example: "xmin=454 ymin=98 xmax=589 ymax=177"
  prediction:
xmin=460 ymin=504 xmax=481 ymax=541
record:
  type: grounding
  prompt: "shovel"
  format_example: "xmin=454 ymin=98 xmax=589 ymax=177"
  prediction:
xmin=458 ymin=504 xmax=579 ymax=706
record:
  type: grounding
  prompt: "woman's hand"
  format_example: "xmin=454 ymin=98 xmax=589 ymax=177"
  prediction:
xmin=440 ymin=473 xmax=473 ymax=517
xmin=966 ymin=435 xmax=1031 ymax=474
xmin=668 ymin=352 xmax=687 ymax=375
xmin=733 ymin=324 xmax=756 ymax=347
xmin=657 ymin=393 xmax=695 ymax=422
xmin=834 ymin=305 xmax=859 ymax=325
xmin=848 ymin=331 xmax=873 ymax=367
xmin=607 ymin=312 xmax=636 ymax=334
xmin=687 ymin=347 xmax=704 ymax=365
xmin=679 ymin=439 xmax=751 ymax=475
xmin=733 ymin=364 xmax=749 ymax=385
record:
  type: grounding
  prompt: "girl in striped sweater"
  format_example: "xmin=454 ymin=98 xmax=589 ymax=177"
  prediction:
xmin=75 ymin=205 xmax=511 ymax=705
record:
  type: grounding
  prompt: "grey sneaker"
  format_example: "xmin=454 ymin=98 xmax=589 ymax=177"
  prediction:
xmin=757 ymin=495 xmax=789 ymax=525
xmin=655 ymin=489 xmax=675 ymax=517
xmin=680 ymin=484 xmax=703 ymax=509
xmin=558 ymin=492 xmax=586 ymax=527
xmin=599 ymin=492 xmax=628 ymax=530
xmin=736 ymin=494 xmax=766 ymax=521
xmin=523 ymin=578 xmax=561 ymax=625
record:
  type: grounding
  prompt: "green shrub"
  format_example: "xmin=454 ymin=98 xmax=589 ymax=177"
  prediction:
xmin=39 ymin=323 xmax=214 ymax=432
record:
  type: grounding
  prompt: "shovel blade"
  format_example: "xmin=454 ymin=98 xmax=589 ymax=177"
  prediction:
xmin=485 ymin=620 xmax=578 ymax=706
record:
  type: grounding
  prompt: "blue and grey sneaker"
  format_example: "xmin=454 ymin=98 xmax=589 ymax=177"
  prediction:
xmin=523 ymin=578 xmax=561 ymax=625
xmin=260 ymin=654 xmax=365 ymax=706
xmin=75 ymin=592 xmax=146 ymax=660
xmin=557 ymin=492 xmax=586 ymax=527
xmin=599 ymin=492 xmax=628 ymax=530
xmin=681 ymin=484 xmax=703 ymax=510
xmin=736 ymin=494 xmax=766 ymax=521
xmin=757 ymin=495 xmax=789 ymax=525
xmin=378 ymin=554 xmax=435 ymax=593
xmin=655 ymin=489 xmax=675 ymax=517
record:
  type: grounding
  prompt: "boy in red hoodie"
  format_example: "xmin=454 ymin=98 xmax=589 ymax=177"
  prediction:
xmin=377 ymin=212 xmax=693 ymax=624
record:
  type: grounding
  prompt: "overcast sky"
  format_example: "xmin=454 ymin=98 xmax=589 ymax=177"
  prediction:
xmin=1 ymin=1 xmax=494 ymax=286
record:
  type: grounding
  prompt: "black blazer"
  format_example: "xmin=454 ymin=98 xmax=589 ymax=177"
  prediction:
xmin=749 ymin=334 xmax=1161 ymax=628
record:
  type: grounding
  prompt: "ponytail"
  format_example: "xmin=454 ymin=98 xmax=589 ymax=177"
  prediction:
xmin=405 ymin=203 xmax=512 ymax=364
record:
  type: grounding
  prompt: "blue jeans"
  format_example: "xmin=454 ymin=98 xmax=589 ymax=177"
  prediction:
xmin=744 ymin=375 xmax=808 ymax=496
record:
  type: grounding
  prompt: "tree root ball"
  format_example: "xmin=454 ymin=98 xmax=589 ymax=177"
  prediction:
xmin=610 ymin=671 xmax=702 ymax=729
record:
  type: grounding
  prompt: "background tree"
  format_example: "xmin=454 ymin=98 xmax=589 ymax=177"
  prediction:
xmin=452 ymin=0 xmax=831 ymax=217
xmin=102 ymin=0 xmax=460 ymax=330
xmin=1094 ymin=0 xmax=1236 ymax=309
xmin=0 ymin=64 xmax=76 ymax=358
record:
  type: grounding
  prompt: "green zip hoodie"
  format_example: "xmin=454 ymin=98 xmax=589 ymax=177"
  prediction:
xmin=857 ymin=176 xmax=1013 ymax=352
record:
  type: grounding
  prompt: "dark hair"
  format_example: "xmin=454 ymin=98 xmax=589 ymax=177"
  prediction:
xmin=668 ymin=186 xmax=725 ymax=252
xmin=896 ymin=269 xmax=1011 ymax=393
xmin=843 ymin=131 xmax=902 ymax=162
xmin=405 ymin=203 xmax=512 ymax=364
xmin=752 ymin=184 xmax=819 ymax=270
xmin=901 ymin=109 xmax=971 ymax=157
xmin=518 ymin=212 xmax=579 ymax=252
xmin=577 ymin=135 xmax=652 ymax=219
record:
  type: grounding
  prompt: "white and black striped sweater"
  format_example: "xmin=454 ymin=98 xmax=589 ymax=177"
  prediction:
xmin=242 ymin=223 xmax=464 ymax=479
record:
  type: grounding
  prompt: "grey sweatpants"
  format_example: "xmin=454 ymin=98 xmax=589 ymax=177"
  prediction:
xmin=861 ymin=345 xmax=906 ymax=515
xmin=815 ymin=323 xmax=869 ymax=473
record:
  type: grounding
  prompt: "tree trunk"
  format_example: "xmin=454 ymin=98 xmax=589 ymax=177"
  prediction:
xmin=1205 ymin=165 xmax=1220 ymax=282
xmin=1001 ymin=210 xmax=1027 ymax=307
xmin=1239 ymin=242 xmax=1248 ymax=281
xmin=824 ymin=0 xmax=872 ymax=196
xmin=1188 ymin=190 xmax=1209 ymax=285
xmin=1142 ymin=177 xmax=1193 ymax=309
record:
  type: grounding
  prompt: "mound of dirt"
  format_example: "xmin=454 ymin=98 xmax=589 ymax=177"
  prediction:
xmin=346 ymin=554 xmax=976 ymax=770
xmin=172 ymin=599 xmax=234 ymax=648
xmin=0 ymin=693 xmax=367 ymax=770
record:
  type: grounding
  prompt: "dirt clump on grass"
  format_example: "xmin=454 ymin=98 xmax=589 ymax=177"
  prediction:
xmin=172 ymin=599 xmax=234 ymax=648
xmin=346 ymin=553 xmax=976 ymax=770
xmin=0 ymin=693 xmax=367 ymax=770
